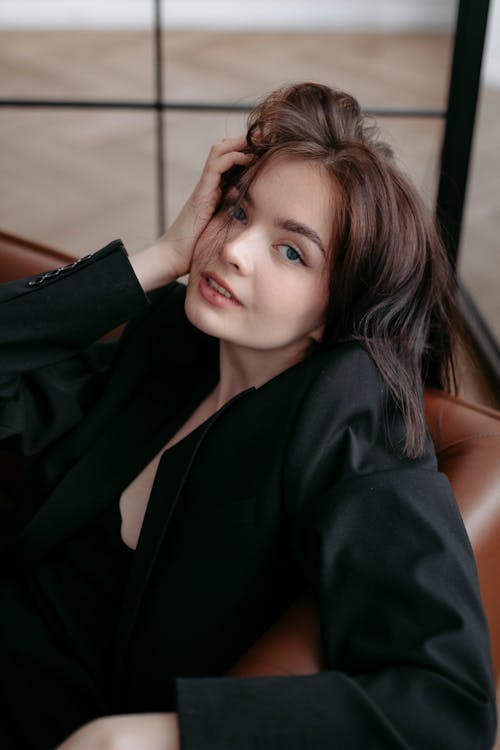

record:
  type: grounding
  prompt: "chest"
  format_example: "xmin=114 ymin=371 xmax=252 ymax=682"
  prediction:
xmin=118 ymin=393 xmax=219 ymax=550
xmin=114 ymin=393 xmax=305 ymax=699
xmin=20 ymin=345 xmax=323 ymax=570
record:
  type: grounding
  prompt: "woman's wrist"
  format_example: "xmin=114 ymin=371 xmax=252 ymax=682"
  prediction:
xmin=129 ymin=241 xmax=184 ymax=292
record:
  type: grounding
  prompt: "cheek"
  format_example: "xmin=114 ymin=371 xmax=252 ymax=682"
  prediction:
xmin=277 ymin=272 xmax=328 ymax=311
xmin=255 ymin=276 xmax=328 ymax=329
xmin=298 ymin=278 xmax=329 ymax=328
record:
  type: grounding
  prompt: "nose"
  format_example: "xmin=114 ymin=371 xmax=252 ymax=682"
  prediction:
xmin=220 ymin=225 xmax=256 ymax=275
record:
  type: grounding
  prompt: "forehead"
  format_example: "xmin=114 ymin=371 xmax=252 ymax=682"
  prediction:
xmin=251 ymin=153 xmax=331 ymax=193
xmin=249 ymin=155 xmax=335 ymax=248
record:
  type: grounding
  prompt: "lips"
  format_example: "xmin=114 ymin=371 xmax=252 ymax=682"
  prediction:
xmin=203 ymin=272 xmax=241 ymax=304
xmin=206 ymin=276 xmax=232 ymax=299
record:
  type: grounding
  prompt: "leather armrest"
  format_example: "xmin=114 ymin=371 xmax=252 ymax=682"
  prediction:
xmin=227 ymin=592 xmax=323 ymax=677
xmin=0 ymin=229 xmax=76 ymax=282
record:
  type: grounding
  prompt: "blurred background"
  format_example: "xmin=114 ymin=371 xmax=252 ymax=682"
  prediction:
xmin=0 ymin=0 xmax=498 ymax=400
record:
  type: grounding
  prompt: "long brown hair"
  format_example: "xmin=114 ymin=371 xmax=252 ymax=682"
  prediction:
xmin=223 ymin=82 xmax=459 ymax=458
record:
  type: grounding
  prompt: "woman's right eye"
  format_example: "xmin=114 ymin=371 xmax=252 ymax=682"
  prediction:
xmin=228 ymin=204 xmax=247 ymax=223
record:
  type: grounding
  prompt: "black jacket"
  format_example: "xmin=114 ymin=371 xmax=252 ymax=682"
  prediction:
xmin=0 ymin=240 xmax=496 ymax=748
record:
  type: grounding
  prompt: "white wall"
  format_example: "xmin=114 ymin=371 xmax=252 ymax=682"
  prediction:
xmin=0 ymin=0 xmax=456 ymax=32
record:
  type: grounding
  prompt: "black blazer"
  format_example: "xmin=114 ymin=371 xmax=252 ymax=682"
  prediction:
xmin=0 ymin=240 xmax=496 ymax=748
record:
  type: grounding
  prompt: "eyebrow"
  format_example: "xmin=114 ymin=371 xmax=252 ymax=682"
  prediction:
xmin=243 ymin=190 xmax=326 ymax=256
xmin=276 ymin=219 xmax=326 ymax=256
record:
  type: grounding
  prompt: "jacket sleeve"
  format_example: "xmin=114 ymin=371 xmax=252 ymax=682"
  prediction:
xmin=0 ymin=239 xmax=150 ymax=455
xmin=175 ymin=347 xmax=497 ymax=748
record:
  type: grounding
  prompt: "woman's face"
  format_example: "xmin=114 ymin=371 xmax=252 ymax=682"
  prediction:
xmin=185 ymin=156 xmax=333 ymax=363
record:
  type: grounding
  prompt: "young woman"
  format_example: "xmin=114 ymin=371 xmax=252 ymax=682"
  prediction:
xmin=0 ymin=83 xmax=496 ymax=749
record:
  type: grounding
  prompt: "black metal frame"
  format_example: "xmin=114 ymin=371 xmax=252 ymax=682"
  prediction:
xmin=435 ymin=0 xmax=499 ymax=385
xmin=0 ymin=0 xmax=498 ymax=382
xmin=437 ymin=0 xmax=490 ymax=269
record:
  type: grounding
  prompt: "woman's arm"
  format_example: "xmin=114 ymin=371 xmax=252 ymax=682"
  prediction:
xmin=0 ymin=136 xmax=250 ymax=456
xmin=0 ymin=241 xmax=149 ymax=454
xmin=174 ymin=348 xmax=496 ymax=748
xmin=174 ymin=481 xmax=496 ymax=749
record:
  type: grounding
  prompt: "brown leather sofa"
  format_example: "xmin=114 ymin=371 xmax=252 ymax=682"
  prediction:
xmin=1 ymin=229 xmax=500 ymax=686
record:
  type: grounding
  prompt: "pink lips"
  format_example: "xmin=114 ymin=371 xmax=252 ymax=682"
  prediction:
xmin=199 ymin=272 xmax=242 ymax=308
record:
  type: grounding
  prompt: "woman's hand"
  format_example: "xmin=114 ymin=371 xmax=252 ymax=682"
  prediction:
xmin=131 ymin=135 xmax=252 ymax=292
xmin=54 ymin=712 xmax=180 ymax=750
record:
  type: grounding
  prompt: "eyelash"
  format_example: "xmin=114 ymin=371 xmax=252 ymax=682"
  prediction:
xmin=274 ymin=244 xmax=305 ymax=265
xmin=228 ymin=203 xmax=306 ymax=266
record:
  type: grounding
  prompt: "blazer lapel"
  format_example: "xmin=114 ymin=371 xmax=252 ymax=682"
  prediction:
xmin=113 ymin=347 xmax=333 ymax=678
xmin=13 ymin=364 xmax=217 ymax=567
xmin=113 ymin=387 xmax=255 ymax=684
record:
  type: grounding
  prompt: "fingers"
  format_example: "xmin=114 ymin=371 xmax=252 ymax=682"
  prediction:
xmin=204 ymin=149 xmax=252 ymax=178
xmin=205 ymin=136 xmax=252 ymax=172
xmin=209 ymin=134 xmax=249 ymax=157
xmin=195 ymin=136 xmax=253 ymax=200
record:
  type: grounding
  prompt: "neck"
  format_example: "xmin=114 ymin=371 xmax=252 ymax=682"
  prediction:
xmin=210 ymin=338 xmax=312 ymax=409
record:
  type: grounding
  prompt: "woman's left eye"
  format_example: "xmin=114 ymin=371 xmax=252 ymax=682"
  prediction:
xmin=276 ymin=244 xmax=304 ymax=265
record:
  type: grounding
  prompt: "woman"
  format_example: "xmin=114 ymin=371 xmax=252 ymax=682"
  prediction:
xmin=0 ymin=83 xmax=496 ymax=749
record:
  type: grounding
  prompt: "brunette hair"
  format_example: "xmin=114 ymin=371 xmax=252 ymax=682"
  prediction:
xmin=224 ymin=82 xmax=459 ymax=459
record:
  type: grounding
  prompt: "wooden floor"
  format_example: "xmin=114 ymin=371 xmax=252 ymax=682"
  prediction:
xmin=0 ymin=29 xmax=498 ymax=400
